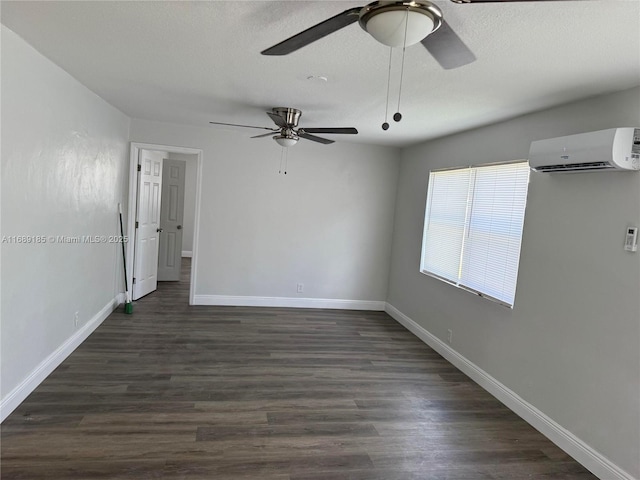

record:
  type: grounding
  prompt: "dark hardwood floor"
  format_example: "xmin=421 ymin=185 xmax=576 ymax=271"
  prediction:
xmin=1 ymin=258 xmax=596 ymax=479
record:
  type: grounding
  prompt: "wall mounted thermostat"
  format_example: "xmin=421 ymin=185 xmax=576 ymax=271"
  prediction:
xmin=624 ymin=227 xmax=638 ymax=252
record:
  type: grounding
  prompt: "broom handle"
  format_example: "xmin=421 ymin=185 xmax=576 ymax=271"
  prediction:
xmin=118 ymin=204 xmax=129 ymax=293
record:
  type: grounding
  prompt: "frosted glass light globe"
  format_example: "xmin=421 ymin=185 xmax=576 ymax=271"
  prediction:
xmin=364 ymin=10 xmax=435 ymax=47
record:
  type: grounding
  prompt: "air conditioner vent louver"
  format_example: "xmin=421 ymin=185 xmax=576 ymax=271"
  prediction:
xmin=528 ymin=128 xmax=640 ymax=173
xmin=533 ymin=162 xmax=614 ymax=173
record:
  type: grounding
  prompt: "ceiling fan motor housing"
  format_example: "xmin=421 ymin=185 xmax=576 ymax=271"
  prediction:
xmin=272 ymin=107 xmax=302 ymax=127
xmin=359 ymin=1 xmax=443 ymax=48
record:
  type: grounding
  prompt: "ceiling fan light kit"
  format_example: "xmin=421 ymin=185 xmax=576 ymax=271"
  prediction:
xmin=359 ymin=2 xmax=442 ymax=47
xmin=274 ymin=134 xmax=299 ymax=148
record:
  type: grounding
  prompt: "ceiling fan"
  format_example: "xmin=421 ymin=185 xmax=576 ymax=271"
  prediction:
xmin=261 ymin=1 xmax=476 ymax=70
xmin=261 ymin=0 xmax=569 ymax=69
xmin=209 ymin=107 xmax=358 ymax=147
xmin=260 ymin=0 xmax=561 ymax=131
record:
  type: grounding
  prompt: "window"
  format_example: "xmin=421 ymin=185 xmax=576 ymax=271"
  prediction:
xmin=420 ymin=161 xmax=530 ymax=307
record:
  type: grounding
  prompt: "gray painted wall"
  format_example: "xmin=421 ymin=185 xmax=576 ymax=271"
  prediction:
xmin=387 ymin=86 xmax=640 ymax=478
xmin=1 ymin=27 xmax=131 ymax=405
xmin=131 ymin=119 xmax=400 ymax=303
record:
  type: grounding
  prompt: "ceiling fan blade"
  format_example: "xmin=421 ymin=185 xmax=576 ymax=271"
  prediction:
xmin=210 ymin=121 xmax=278 ymax=132
xmin=421 ymin=19 xmax=476 ymax=70
xmin=298 ymin=132 xmax=335 ymax=145
xmin=251 ymin=132 xmax=277 ymax=139
xmin=267 ymin=112 xmax=289 ymax=128
xmin=261 ymin=7 xmax=362 ymax=56
xmin=301 ymin=127 xmax=358 ymax=135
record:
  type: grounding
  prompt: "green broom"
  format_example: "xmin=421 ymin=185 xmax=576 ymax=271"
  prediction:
xmin=118 ymin=203 xmax=134 ymax=314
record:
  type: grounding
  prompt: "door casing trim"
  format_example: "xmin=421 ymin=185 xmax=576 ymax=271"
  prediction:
xmin=127 ymin=142 xmax=203 ymax=305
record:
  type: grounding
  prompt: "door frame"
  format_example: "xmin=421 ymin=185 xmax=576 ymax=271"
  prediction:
xmin=127 ymin=142 xmax=203 ymax=305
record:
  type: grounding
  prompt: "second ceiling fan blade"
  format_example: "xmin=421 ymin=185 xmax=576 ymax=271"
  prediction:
xmin=421 ymin=20 xmax=476 ymax=70
xmin=251 ymin=132 xmax=277 ymax=139
xmin=301 ymin=127 xmax=358 ymax=135
xmin=298 ymin=132 xmax=335 ymax=144
xmin=210 ymin=121 xmax=278 ymax=131
xmin=261 ymin=7 xmax=362 ymax=56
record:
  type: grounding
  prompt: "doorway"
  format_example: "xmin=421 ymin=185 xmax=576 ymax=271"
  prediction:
xmin=127 ymin=143 xmax=203 ymax=305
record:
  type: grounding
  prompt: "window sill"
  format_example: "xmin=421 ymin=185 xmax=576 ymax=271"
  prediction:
xmin=420 ymin=270 xmax=514 ymax=309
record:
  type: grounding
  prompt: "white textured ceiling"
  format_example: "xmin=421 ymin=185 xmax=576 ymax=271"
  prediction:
xmin=2 ymin=0 xmax=639 ymax=147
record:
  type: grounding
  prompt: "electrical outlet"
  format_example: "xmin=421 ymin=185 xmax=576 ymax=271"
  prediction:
xmin=447 ymin=329 xmax=453 ymax=345
xmin=297 ymin=283 xmax=304 ymax=293
xmin=74 ymin=311 xmax=79 ymax=328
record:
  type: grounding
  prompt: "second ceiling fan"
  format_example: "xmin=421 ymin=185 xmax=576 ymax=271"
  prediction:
xmin=210 ymin=107 xmax=358 ymax=147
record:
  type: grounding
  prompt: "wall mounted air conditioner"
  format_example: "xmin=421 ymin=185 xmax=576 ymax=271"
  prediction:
xmin=529 ymin=127 xmax=640 ymax=173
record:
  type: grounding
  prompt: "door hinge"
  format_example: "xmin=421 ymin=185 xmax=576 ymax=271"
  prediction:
xmin=137 ymin=164 xmax=141 ymax=172
xmin=135 ymin=221 xmax=139 ymax=229
xmin=132 ymin=277 xmax=136 ymax=284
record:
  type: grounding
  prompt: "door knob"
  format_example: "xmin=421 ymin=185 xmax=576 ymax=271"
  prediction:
xmin=177 ymin=225 xmax=182 ymax=230
xmin=157 ymin=228 xmax=163 ymax=233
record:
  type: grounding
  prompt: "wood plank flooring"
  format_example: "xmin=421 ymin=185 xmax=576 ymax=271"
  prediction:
xmin=1 ymin=259 xmax=597 ymax=479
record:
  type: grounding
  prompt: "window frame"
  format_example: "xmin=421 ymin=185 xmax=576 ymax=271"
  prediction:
xmin=419 ymin=160 xmax=530 ymax=308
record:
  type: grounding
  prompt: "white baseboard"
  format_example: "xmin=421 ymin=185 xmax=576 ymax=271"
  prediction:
xmin=193 ymin=294 xmax=385 ymax=311
xmin=384 ymin=303 xmax=635 ymax=480
xmin=0 ymin=295 xmax=122 ymax=422
xmin=181 ymin=251 xmax=193 ymax=258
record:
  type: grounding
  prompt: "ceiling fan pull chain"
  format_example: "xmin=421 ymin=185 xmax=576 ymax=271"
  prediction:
xmin=284 ymin=147 xmax=288 ymax=175
xmin=394 ymin=9 xmax=410 ymax=123
xmin=382 ymin=47 xmax=393 ymax=131
xmin=279 ymin=147 xmax=284 ymax=174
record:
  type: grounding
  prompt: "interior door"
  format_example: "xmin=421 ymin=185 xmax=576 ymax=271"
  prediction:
xmin=132 ymin=149 xmax=163 ymax=300
xmin=158 ymin=159 xmax=186 ymax=281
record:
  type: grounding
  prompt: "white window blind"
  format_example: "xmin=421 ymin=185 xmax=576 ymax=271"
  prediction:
xmin=420 ymin=162 xmax=530 ymax=307
xmin=421 ymin=168 xmax=471 ymax=283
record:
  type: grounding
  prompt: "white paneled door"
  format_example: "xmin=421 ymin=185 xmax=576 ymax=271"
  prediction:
xmin=133 ymin=149 xmax=163 ymax=300
xmin=158 ymin=159 xmax=186 ymax=281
